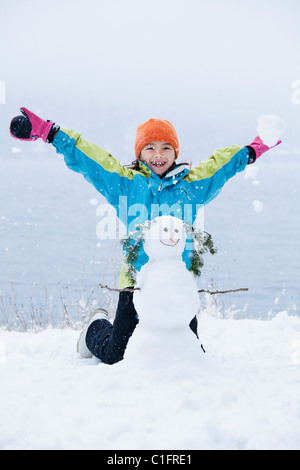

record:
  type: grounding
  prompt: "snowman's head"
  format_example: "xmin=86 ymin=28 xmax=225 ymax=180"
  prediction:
xmin=143 ymin=215 xmax=186 ymax=259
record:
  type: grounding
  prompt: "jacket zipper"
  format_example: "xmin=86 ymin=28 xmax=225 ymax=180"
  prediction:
xmin=182 ymin=187 xmax=192 ymax=201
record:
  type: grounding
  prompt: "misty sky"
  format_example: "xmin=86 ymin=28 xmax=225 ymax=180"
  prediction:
xmin=1 ymin=0 xmax=300 ymax=159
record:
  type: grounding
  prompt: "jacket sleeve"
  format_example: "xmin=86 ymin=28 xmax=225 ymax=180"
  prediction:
xmin=52 ymin=128 xmax=135 ymax=207
xmin=184 ymin=145 xmax=249 ymax=204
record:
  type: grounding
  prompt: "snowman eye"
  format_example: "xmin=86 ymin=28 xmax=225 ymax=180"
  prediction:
xmin=163 ymin=227 xmax=168 ymax=232
xmin=175 ymin=229 xmax=179 ymax=233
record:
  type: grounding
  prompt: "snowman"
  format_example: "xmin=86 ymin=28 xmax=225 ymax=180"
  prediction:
xmin=127 ymin=215 xmax=205 ymax=366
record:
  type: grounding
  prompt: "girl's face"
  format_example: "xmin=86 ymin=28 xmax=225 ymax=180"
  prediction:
xmin=139 ymin=141 xmax=176 ymax=175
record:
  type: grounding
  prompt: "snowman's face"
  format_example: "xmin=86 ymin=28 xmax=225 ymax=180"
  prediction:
xmin=143 ymin=216 xmax=186 ymax=258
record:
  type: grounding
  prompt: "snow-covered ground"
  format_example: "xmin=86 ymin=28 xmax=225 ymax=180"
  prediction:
xmin=1 ymin=310 xmax=300 ymax=450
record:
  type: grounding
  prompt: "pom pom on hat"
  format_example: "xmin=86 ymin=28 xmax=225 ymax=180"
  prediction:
xmin=135 ymin=118 xmax=179 ymax=159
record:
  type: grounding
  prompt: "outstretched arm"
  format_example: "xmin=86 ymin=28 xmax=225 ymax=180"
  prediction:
xmin=9 ymin=107 xmax=136 ymax=208
xmin=186 ymin=114 xmax=284 ymax=206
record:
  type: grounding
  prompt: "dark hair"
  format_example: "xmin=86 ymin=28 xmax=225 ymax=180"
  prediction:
xmin=124 ymin=160 xmax=141 ymax=171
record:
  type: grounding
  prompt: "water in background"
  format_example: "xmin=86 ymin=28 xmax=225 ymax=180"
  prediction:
xmin=0 ymin=147 xmax=299 ymax=325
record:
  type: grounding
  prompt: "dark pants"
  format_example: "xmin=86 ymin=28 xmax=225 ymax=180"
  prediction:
xmin=86 ymin=290 xmax=139 ymax=365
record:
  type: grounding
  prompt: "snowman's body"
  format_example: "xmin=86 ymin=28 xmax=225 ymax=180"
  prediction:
xmin=134 ymin=255 xmax=200 ymax=331
xmin=128 ymin=216 xmax=204 ymax=365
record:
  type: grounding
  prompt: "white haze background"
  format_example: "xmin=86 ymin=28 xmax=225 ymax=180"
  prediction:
xmin=1 ymin=0 xmax=300 ymax=151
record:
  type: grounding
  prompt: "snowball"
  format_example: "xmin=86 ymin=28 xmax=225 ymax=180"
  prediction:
xmin=12 ymin=147 xmax=22 ymax=153
xmin=257 ymin=114 xmax=287 ymax=147
xmin=244 ymin=165 xmax=259 ymax=181
xmin=89 ymin=198 xmax=98 ymax=206
xmin=252 ymin=200 xmax=263 ymax=213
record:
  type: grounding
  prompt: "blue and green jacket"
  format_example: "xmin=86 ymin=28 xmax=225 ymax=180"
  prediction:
xmin=52 ymin=129 xmax=250 ymax=288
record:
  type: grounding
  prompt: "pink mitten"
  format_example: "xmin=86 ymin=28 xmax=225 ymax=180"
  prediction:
xmin=248 ymin=136 xmax=281 ymax=161
xmin=10 ymin=107 xmax=55 ymax=142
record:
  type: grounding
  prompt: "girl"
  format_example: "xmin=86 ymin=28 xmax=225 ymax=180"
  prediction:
xmin=10 ymin=108 xmax=280 ymax=364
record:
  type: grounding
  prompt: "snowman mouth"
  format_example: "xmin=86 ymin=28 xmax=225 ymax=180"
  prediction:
xmin=160 ymin=239 xmax=179 ymax=247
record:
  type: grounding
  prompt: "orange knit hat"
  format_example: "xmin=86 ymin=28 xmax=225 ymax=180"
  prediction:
xmin=135 ymin=118 xmax=179 ymax=159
